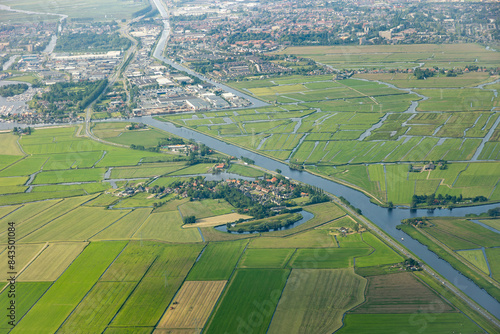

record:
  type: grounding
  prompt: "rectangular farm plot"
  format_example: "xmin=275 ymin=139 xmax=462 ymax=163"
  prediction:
xmin=0 ymin=199 xmax=61 ymax=227
xmin=19 ymin=242 xmax=88 ymax=281
xmin=351 ymin=272 xmax=455 ymax=314
xmin=21 ymin=207 xmax=130 ymax=242
xmin=32 ymin=168 xmax=106 ymax=184
xmin=337 ymin=313 xmax=483 ymax=334
xmin=132 ymin=211 xmax=202 ymax=243
xmin=485 ymin=248 xmax=500 ymax=282
xmin=289 ymin=248 xmax=371 ymax=269
xmin=424 ymin=218 xmax=500 ymax=249
xmin=91 ymin=208 xmax=152 ymax=240
xmin=111 ymin=244 xmax=203 ymax=327
xmin=58 ymin=282 xmax=136 ymax=334
xmin=178 ymin=199 xmax=234 ymax=219
xmin=100 ymin=241 xmax=162 ymax=282
xmin=205 ymin=269 xmax=289 ymax=334
xmin=7 ymin=195 xmax=95 ymax=241
xmin=268 ymin=269 xmax=366 ymax=334
xmin=157 ymin=281 xmax=226 ymax=330
xmin=187 ymin=240 xmax=247 ymax=281
xmin=188 ymin=213 xmax=252 ymax=228
xmin=0 ymin=243 xmax=45 ymax=281
xmin=0 ymin=282 xmax=52 ymax=331
xmin=239 ymin=248 xmax=295 ymax=268
xmin=11 ymin=241 xmax=126 ymax=334
xmin=249 ymin=229 xmax=336 ymax=248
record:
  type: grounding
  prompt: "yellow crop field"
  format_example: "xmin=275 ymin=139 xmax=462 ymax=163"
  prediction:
xmin=0 ymin=243 xmax=45 ymax=281
xmin=157 ymin=280 xmax=226 ymax=330
xmin=19 ymin=242 xmax=88 ymax=281
xmin=184 ymin=213 xmax=253 ymax=228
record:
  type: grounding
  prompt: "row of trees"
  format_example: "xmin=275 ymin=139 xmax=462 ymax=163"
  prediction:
xmin=410 ymin=193 xmax=487 ymax=208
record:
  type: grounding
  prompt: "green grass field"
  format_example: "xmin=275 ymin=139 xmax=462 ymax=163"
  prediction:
xmin=268 ymin=268 xmax=366 ymax=334
xmin=21 ymin=207 xmax=130 ymax=242
xmin=249 ymin=229 xmax=336 ymax=248
xmin=239 ymin=248 xmax=295 ymax=268
xmin=338 ymin=313 xmax=483 ymax=334
xmin=0 ymin=282 xmax=52 ymax=330
xmin=485 ymin=248 xmax=500 ymax=282
xmin=58 ymin=282 xmax=136 ymax=334
xmin=19 ymin=242 xmax=88 ymax=281
xmin=132 ymin=211 xmax=202 ymax=243
xmin=179 ymin=199 xmax=234 ymax=219
xmin=205 ymin=269 xmax=290 ymax=334
xmin=187 ymin=240 xmax=248 ymax=280
xmin=355 ymin=232 xmax=404 ymax=267
xmin=457 ymin=249 xmax=490 ymax=275
xmin=11 ymin=241 xmax=126 ymax=333
xmin=289 ymin=248 xmax=372 ymax=269
xmin=91 ymin=208 xmax=152 ymax=240
xmin=110 ymin=244 xmax=203 ymax=327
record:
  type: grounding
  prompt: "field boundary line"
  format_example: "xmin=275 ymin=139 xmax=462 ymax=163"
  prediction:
xmin=0 ymin=242 xmax=49 ymax=295
xmin=284 ymin=248 xmax=298 ymax=268
xmin=0 ymin=204 xmax=23 ymax=220
xmin=265 ymin=268 xmax=292 ymax=333
xmin=153 ymin=244 xmax=208 ymax=330
xmin=87 ymin=210 xmax=134 ymax=241
xmin=337 ymin=268 xmax=369 ymax=333
xmin=55 ymin=241 xmax=129 ymax=333
xmin=107 ymin=255 xmax=159 ymax=329
xmin=0 ymin=199 xmax=64 ymax=237
xmin=0 ymin=155 xmax=26 ymax=173
xmin=418 ymin=227 xmax=500 ymax=290
xmin=128 ymin=209 xmax=154 ymax=239
xmin=16 ymin=197 xmax=97 ymax=242
xmin=313 ymin=214 xmax=348 ymax=230
xmin=11 ymin=242 xmax=91 ymax=330
xmin=202 ymin=240 xmax=250 ymax=332
xmin=412 ymin=272 xmax=459 ymax=313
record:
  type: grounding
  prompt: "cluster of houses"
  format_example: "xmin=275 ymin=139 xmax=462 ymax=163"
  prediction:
xmin=224 ymin=176 xmax=305 ymax=206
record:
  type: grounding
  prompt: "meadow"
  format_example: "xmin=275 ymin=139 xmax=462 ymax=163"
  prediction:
xmin=10 ymin=241 xmax=127 ymax=333
xmin=204 ymin=269 xmax=289 ymax=334
xmin=338 ymin=313 xmax=483 ymax=334
xmin=238 ymin=248 xmax=295 ymax=268
xmin=268 ymin=268 xmax=366 ymax=334
xmin=187 ymin=240 xmax=247 ymax=280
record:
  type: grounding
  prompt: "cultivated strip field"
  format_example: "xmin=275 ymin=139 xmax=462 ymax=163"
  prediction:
xmin=186 ymin=213 xmax=253 ymax=228
xmin=157 ymin=280 xmax=227 ymax=330
xmin=268 ymin=268 xmax=366 ymax=334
